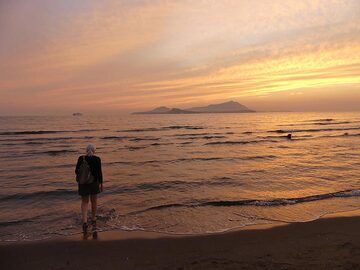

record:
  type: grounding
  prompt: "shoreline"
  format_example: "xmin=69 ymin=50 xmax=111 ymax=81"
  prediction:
xmin=3 ymin=208 xmax=359 ymax=244
xmin=1 ymin=209 xmax=360 ymax=269
xmin=91 ymin=208 xmax=360 ymax=241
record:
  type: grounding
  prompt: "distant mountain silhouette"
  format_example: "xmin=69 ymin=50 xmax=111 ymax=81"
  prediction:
xmin=188 ymin=101 xmax=254 ymax=113
xmin=137 ymin=106 xmax=172 ymax=114
xmin=166 ymin=108 xmax=196 ymax=114
xmin=133 ymin=101 xmax=254 ymax=114
xmin=133 ymin=107 xmax=196 ymax=114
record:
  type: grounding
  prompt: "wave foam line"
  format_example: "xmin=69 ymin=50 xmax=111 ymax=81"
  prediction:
xmin=129 ymin=189 xmax=360 ymax=214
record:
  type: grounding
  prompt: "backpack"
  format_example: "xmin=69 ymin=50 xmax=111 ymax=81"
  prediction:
xmin=76 ymin=156 xmax=95 ymax=184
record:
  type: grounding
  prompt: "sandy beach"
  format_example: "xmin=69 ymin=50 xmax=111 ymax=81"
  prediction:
xmin=1 ymin=211 xmax=359 ymax=270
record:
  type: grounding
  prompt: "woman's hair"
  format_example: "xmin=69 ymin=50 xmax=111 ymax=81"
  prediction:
xmin=86 ymin=144 xmax=96 ymax=156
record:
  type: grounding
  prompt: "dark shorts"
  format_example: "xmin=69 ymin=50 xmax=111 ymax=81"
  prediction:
xmin=78 ymin=182 xmax=100 ymax=196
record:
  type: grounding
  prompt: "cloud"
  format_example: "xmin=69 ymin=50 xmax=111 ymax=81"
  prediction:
xmin=134 ymin=19 xmax=360 ymax=105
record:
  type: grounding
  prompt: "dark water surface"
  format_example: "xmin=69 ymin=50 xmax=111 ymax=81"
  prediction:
xmin=0 ymin=112 xmax=359 ymax=241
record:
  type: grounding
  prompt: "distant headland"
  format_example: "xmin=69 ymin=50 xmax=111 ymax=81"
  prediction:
xmin=133 ymin=101 xmax=255 ymax=114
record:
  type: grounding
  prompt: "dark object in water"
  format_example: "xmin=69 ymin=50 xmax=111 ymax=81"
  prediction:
xmin=344 ymin=132 xmax=349 ymax=136
xmin=73 ymin=113 xmax=83 ymax=116
xmin=287 ymin=134 xmax=292 ymax=140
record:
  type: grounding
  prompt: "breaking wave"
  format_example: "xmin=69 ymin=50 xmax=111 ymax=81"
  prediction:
xmin=131 ymin=189 xmax=360 ymax=214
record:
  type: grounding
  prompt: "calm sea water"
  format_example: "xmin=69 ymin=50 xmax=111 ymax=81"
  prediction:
xmin=0 ymin=112 xmax=360 ymax=241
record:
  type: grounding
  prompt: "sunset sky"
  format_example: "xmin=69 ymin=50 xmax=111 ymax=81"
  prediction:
xmin=0 ymin=0 xmax=359 ymax=115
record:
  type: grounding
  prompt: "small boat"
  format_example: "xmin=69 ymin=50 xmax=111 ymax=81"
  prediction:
xmin=72 ymin=113 xmax=83 ymax=116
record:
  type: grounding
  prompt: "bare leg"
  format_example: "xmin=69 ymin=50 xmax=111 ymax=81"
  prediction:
xmin=90 ymin=194 xmax=97 ymax=221
xmin=81 ymin=195 xmax=89 ymax=224
xmin=90 ymin=194 xmax=98 ymax=238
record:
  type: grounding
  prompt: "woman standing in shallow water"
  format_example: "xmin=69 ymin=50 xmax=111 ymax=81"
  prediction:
xmin=75 ymin=144 xmax=103 ymax=236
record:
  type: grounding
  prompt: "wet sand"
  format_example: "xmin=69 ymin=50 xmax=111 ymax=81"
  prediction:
xmin=1 ymin=211 xmax=360 ymax=270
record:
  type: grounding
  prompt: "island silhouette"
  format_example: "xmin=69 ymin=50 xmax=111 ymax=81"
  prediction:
xmin=133 ymin=101 xmax=254 ymax=114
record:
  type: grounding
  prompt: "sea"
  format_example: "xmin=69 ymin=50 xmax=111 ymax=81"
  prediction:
xmin=0 ymin=112 xmax=360 ymax=241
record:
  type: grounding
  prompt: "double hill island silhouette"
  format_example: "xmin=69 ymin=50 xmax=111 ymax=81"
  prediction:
xmin=133 ymin=101 xmax=255 ymax=114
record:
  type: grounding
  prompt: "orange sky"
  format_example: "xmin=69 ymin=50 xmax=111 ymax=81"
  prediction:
xmin=0 ymin=0 xmax=359 ymax=115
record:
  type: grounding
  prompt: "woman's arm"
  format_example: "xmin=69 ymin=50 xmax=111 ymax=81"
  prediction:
xmin=98 ymin=157 xmax=103 ymax=183
xmin=75 ymin=156 xmax=82 ymax=175
xmin=98 ymin=157 xmax=103 ymax=192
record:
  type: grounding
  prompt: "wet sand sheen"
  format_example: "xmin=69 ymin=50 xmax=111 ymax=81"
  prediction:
xmin=1 ymin=211 xmax=359 ymax=270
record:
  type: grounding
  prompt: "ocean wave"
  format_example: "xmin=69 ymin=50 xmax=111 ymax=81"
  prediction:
xmin=107 ymin=155 xmax=276 ymax=166
xmin=306 ymin=118 xmax=334 ymax=122
xmin=0 ymin=130 xmax=65 ymax=135
xmin=205 ymin=139 xmax=277 ymax=145
xmin=268 ymin=126 xmax=360 ymax=134
xmin=0 ymin=163 xmax=75 ymax=173
xmin=263 ymin=132 xmax=360 ymax=141
xmin=119 ymin=127 xmax=162 ymax=132
xmin=0 ymin=136 xmax=94 ymax=142
xmin=279 ymin=121 xmax=354 ymax=127
xmin=77 ymin=129 xmax=108 ymax=132
xmin=119 ymin=125 xmax=204 ymax=132
xmin=161 ymin=125 xmax=204 ymax=130
xmin=101 ymin=136 xmax=133 ymax=140
xmin=1 ymin=149 xmax=78 ymax=158
xmin=171 ymin=132 xmax=211 ymax=137
xmin=179 ymin=141 xmax=193 ymax=145
xmin=40 ymin=150 xmax=77 ymax=156
xmin=0 ymin=218 xmax=36 ymax=227
xmin=320 ymin=133 xmax=360 ymax=139
xmin=263 ymin=134 xmax=312 ymax=139
xmin=0 ymin=129 xmax=107 ymax=136
xmin=309 ymin=121 xmax=354 ymax=126
xmin=172 ymin=132 xmax=231 ymax=137
xmin=179 ymin=135 xmax=227 ymax=140
xmin=0 ymin=189 xmax=76 ymax=202
xmin=197 ymin=136 xmax=227 ymax=140
xmin=22 ymin=149 xmax=77 ymax=156
xmin=131 ymin=189 xmax=360 ymax=214
xmin=172 ymin=155 xmax=276 ymax=163
xmin=107 ymin=177 xmax=241 ymax=195
xmin=126 ymin=146 xmax=147 ymax=151
xmin=150 ymin=142 xmax=173 ymax=146
xmin=129 ymin=137 xmax=161 ymax=142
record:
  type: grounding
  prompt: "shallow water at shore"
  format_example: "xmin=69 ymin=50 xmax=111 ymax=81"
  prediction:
xmin=0 ymin=112 xmax=360 ymax=241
